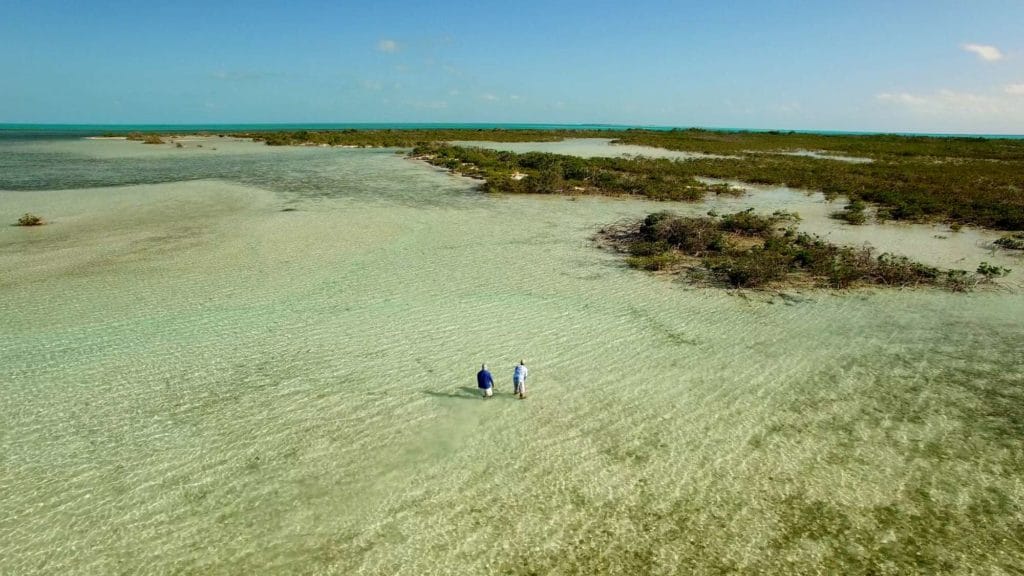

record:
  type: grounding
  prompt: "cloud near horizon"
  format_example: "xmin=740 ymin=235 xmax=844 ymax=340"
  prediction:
xmin=877 ymin=89 xmax=1003 ymax=115
xmin=961 ymin=43 xmax=1004 ymax=61
xmin=376 ymin=39 xmax=399 ymax=53
xmin=875 ymin=88 xmax=1024 ymax=132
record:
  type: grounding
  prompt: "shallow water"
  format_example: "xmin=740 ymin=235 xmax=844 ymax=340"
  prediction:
xmin=1 ymin=137 xmax=1023 ymax=574
xmin=767 ymin=149 xmax=874 ymax=163
xmin=450 ymin=137 xmax=724 ymax=160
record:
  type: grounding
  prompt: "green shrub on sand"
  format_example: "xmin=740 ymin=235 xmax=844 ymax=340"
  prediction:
xmin=17 ymin=213 xmax=44 ymax=226
xmin=994 ymin=233 xmax=1024 ymax=251
xmin=602 ymin=210 xmax=990 ymax=292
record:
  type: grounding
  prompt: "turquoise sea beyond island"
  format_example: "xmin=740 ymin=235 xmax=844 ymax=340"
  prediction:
xmin=2 ymin=122 xmax=1024 ymax=139
xmin=1 ymin=131 xmax=1022 ymax=574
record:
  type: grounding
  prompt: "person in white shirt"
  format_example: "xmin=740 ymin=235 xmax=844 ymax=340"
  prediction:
xmin=512 ymin=360 xmax=528 ymax=399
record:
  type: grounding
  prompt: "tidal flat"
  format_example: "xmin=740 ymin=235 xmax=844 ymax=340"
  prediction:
xmin=1 ymin=135 xmax=1023 ymax=575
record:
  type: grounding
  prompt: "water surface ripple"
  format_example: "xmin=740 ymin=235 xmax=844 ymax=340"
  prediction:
xmin=1 ymin=138 xmax=1022 ymax=575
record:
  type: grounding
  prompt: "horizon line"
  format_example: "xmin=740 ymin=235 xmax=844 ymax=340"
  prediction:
xmin=1 ymin=122 xmax=1023 ymax=139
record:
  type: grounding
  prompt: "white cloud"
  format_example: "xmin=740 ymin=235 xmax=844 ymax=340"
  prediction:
xmin=876 ymin=92 xmax=929 ymax=106
xmin=481 ymin=93 xmax=498 ymax=101
xmin=962 ymin=43 xmax=1004 ymax=62
xmin=876 ymin=89 xmax=1003 ymax=116
xmin=377 ymin=39 xmax=399 ymax=53
xmin=875 ymin=88 xmax=1024 ymax=132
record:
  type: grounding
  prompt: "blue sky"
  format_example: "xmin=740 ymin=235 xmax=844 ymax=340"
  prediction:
xmin=2 ymin=0 xmax=1022 ymax=133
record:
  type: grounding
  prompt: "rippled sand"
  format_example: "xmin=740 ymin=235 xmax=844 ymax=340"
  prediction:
xmin=1 ymin=138 xmax=1022 ymax=574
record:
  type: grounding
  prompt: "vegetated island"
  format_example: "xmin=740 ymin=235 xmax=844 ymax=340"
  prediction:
xmin=231 ymin=128 xmax=1024 ymax=231
xmin=598 ymin=209 xmax=1010 ymax=291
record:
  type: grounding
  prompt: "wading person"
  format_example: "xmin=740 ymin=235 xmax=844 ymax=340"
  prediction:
xmin=477 ymin=364 xmax=494 ymax=398
xmin=513 ymin=360 xmax=528 ymax=399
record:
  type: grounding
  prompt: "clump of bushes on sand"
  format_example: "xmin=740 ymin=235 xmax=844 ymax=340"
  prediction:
xmin=239 ymin=127 xmax=1024 ymax=230
xmin=16 ymin=213 xmax=44 ymax=226
xmin=600 ymin=209 xmax=1001 ymax=291
xmin=239 ymin=128 xmax=574 ymax=147
xmin=994 ymin=233 xmax=1024 ymax=250
xmin=830 ymin=200 xmax=867 ymax=225
xmin=409 ymin=143 xmax=742 ymax=201
xmin=126 ymin=132 xmax=165 ymax=144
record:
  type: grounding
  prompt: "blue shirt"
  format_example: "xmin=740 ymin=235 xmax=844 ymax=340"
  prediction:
xmin=477 ymin=369 xmax=494 ymax=389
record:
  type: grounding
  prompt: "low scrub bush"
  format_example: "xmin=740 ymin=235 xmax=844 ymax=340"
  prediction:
xmin=994 ymin=233 xmax=1024 ymax=250
xmin=627 ymin=253 xmax=681 ymax=271
xmin=601 ymin=209 xmax=985 ymax=291
xmin=17 ymin=213 xmax=43 ymax=226
xmin=976 ymin=261 xmax=1011 ymax=280
xmin=830 ymin=200 xmax=868 ymax=225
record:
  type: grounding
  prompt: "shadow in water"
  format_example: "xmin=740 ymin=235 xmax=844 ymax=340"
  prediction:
xmin=423 ymin=386 xmax=497 ymax=400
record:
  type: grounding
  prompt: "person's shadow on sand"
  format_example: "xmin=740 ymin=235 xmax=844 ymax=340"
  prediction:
xmin=423 ymin=386 xmax=490 ymax=400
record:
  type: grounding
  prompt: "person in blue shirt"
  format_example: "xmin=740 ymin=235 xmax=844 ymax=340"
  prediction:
xmin=513 ymin=360 xmax=528 ymax=399
xmin=476 ymin=364 xmax=494 ymax=398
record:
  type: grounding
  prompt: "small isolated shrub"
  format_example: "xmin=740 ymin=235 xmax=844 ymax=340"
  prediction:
xmin=994 ymin=233 xmax=1024 ymax=251
xmin=830 ymin=200 xmax=867 ymax=225
xmin=945 ymin=269 xmax=977 ymax=292
xmin=142 ymin=134 xmax=164 ymax=144
xmin=976 ymin=261 xmax=1011 ymax=280
xmin=710 ymin=183 xmax=744 ymax=197
xmin=17 ymin=213 xmax=43 ymax=226
xmin=772 ymin=210 xmax=801 ymax=223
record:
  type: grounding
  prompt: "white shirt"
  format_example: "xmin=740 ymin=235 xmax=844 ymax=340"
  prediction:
xmin=513 ymin=364 xmax=528 ymax=381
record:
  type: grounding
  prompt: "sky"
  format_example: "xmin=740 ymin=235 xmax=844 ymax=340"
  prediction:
xmin=1 ymin=0 xmax=1023 ymax=133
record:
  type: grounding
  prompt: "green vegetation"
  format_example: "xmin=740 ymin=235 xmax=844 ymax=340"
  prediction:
xmin=237 ymin=128 xmax=1024 ymax=231
xmin=830 ymin=199 xmax=868 ymax=225
xmin=16 ymin=213 xmax=44 ymax=226
xmin=601 ymin=209 xmax=995 ymax=291
xmin=125 ymin=132 xmax=165 ymax=144
xmin=411 ymin=142 xmax=744 ymax=201
xmin=977 ymin=261 xmax=1012 ymax=280
xmin=994 ymin=232 xmax=1024 ymax=250
xmin=237 ymin=128 xmax=574 ymax=148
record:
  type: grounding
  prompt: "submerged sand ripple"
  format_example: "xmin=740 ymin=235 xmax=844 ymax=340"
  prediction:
xmin=1 ymin=139 xmax=1022 ymax=574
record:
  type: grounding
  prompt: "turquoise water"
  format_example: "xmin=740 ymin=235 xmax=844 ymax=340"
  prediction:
xmin=3 ymin=125 xmax=1024 ymax=138
xmin=1 ymin=136 xmax=1022 ymax=574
